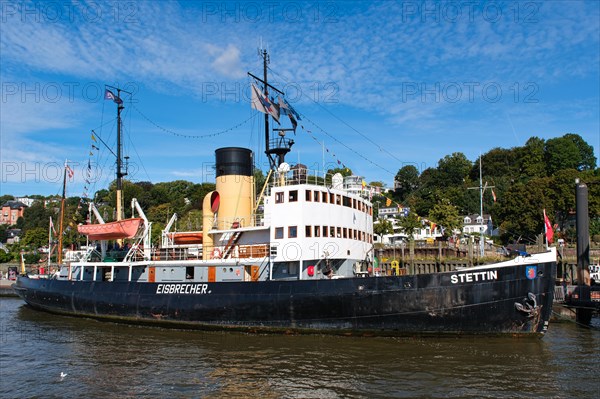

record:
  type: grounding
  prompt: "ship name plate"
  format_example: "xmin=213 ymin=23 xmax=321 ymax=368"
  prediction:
xmin=450 ymin=270 xmax=498 ymax=284
xmin=156 ymin=283 xmax=210 ymax=294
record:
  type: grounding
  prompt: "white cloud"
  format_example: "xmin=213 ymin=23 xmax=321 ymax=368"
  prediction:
xmin=0 ymin=0 xmax=598 ymax=192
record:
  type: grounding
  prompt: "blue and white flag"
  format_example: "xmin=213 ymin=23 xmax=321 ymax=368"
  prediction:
xmin=278 ymin=96 xmax=301 ymax=120
xmin=104 ymin=89 xmax=123 ymax=105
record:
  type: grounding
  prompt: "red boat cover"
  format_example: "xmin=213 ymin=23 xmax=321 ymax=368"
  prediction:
xmin=169 ymin=232 xmax=203 ymax=244
xmin=78 ymin=218 xmax=143 ymax=241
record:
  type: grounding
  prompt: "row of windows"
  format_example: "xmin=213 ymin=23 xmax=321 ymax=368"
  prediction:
xmin=274 ymin=225 xmax=373 ymax=243
xmin=274 ymin=189 xmax=372 ymax=215
xmin=464 ymin=217 xmax=484 ymax=223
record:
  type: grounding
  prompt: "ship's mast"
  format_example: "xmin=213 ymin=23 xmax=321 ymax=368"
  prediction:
xmin=478 ymin=157 xmax=484 ymax=257
xmin=57 ymin=161 xmax=68 ymax=264
xmin=106 ymin=85 xmax=131 ymax=222
xmin=248 ymin=49 xmax=293 ymax=170
xmin=468 ymin=155 xmax=494 ymax=257
xmin=262 ymin=49 xmax=270 ymax=166
xmin=115 ymin=88 xmax=126 ymax=221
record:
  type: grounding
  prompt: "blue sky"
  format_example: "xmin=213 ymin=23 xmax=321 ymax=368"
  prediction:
xmin=1 ymin=0 xmax=599 ymax=198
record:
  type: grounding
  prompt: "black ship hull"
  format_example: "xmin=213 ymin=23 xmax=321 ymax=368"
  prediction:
xmin=14 ymin=260 xmax=556 ymax=336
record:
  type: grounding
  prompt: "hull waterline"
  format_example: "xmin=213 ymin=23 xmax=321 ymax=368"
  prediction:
xmin=14 ymin=260 xmax=556 ymax=337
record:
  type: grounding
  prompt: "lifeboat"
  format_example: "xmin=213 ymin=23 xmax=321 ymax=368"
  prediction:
xmin=168 ymin=232 xmax=203 ymax=245
xmin=78 ymin=218 xmax=143 ymax=241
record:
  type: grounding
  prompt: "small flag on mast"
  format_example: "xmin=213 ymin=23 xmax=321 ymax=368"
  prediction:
xmin=104 ymin=89 xmax=123 ymax=105
xmin=288 ymin=113 xmax=298 ymax=133
xmin=91 ymin=133 xmax=97 ymax=142
xmin=278 ymin=96 xmax=301 ymax=120
xmin=491 ymin=188 xmax=497 ymax=202
xmin=66 ymin=165 xmax=74 ymax=179
xmin=269 ymin=96 xmax=280 ymax=124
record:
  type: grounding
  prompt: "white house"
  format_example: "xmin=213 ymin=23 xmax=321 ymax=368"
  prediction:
xmin=462 ymin=214 xmax=494 ymax=235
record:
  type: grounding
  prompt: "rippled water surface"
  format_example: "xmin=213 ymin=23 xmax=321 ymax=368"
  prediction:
xmin=1 ymin=298 xmax=598 ymax=398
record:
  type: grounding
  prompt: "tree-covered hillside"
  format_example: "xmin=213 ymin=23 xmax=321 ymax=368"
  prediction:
xmin=388 ymin=133 xmax=599 ymax=243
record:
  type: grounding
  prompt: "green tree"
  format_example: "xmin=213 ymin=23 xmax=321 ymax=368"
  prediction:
xmin=547 ymin=169 xmax=579 ymax=230
xmin=326 ymin=167 xmax=352 ymax=177
xmin=397 ymin=212 xmax=421 ymax=241
xmin=94 ymin=189 xmax=110 ymax=203
xmin=0 ymin=250 xmax=13 ymax=263
xmin=436 ymin=152 xmax=472 ymax=186
xmin=0 ymin=224 xmax=7 ymax=242
xmin=496 ymin=178 xmax=551 ymax=243
xmin=374 ymin=217 xmax=393 ymax=243
xmin=394 ymin=165 xmax=420 ymax=202
xmin=21 ymin=227 xmax=48 ymax=249
xmin=471 ymin=147 xmax=518 ymax=181
xmin=254 ymin=169 xmax=267 ymax=197
xmin=134 ymin=181 xmax=155 ymax=210
xmin=21 ymin=202 xmax=56 ymax=230
xmin=0 ymin=195 xmax=15 ymax=204
xmin=518 ymin=137 xmax=546 ymax=179
xmin=146 ymin=203 xmax=172 ymax=225
xmin=545 ymin=133 xmax=597 ymax=175
xmin=428 ymin=202 xmax=461 ymax=238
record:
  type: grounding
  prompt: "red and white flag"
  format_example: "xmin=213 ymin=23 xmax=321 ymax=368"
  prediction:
xmin=543 ymin=209 xmax=554 ymax=244
xmin=250 ymin=83 xmax=280 ymax=123
xmin=66 ymin=165 xmax=74 ymax=179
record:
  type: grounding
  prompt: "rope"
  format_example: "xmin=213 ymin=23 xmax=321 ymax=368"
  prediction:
xmin=268 ymin=67 xmax=401 ymax=176
xmin=132 ymin=104 xmax=257 ymax=139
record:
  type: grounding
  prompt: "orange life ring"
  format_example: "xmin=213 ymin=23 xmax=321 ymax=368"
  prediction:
xmin=212 ymin=248 xmax=222 ymax=259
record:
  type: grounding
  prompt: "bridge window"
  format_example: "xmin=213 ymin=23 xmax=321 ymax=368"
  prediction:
xmin=314 ymin=225 xmax=320 ymax=237
xmin=305 ymin=190 xmax=312 ymax=201
xmin=305 ymin=225 xmax=312 ymax=237
xmin=275 ymin=227 xmax=283 ymax=239
xmin=314 ymin=191 xmax=320 ymax=202
xmin=289 ymin=226 xmax=298 ymax=238
xmin=289 ymin=190 xmax=298 ymax=202
xmin=275 ymin=192 xmax=284 ymax=203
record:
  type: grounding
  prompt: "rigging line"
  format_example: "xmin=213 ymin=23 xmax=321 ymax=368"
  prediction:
xmin=267 ymin=67 xmax=406 ymax=167
xmin=90 ymin=117 xmax=118 ymax=133
xmin=131 ymin=103 xmax=257 ymax=139
xmin=123 ymin=123 xmax=152 ymax=182
xmin=301 ymin=114 xmax=395 ymax=175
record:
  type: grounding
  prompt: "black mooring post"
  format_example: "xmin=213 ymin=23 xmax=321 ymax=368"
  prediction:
xmin=575 ymin=179 xmax=592 ymax=325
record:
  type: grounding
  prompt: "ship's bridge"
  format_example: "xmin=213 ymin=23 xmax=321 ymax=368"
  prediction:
xmin=258 ymin=166 xmax=374 ymax=279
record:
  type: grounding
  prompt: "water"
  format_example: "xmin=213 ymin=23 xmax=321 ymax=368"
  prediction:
xmin=1 ymin=297 xmax=598 ymax=399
